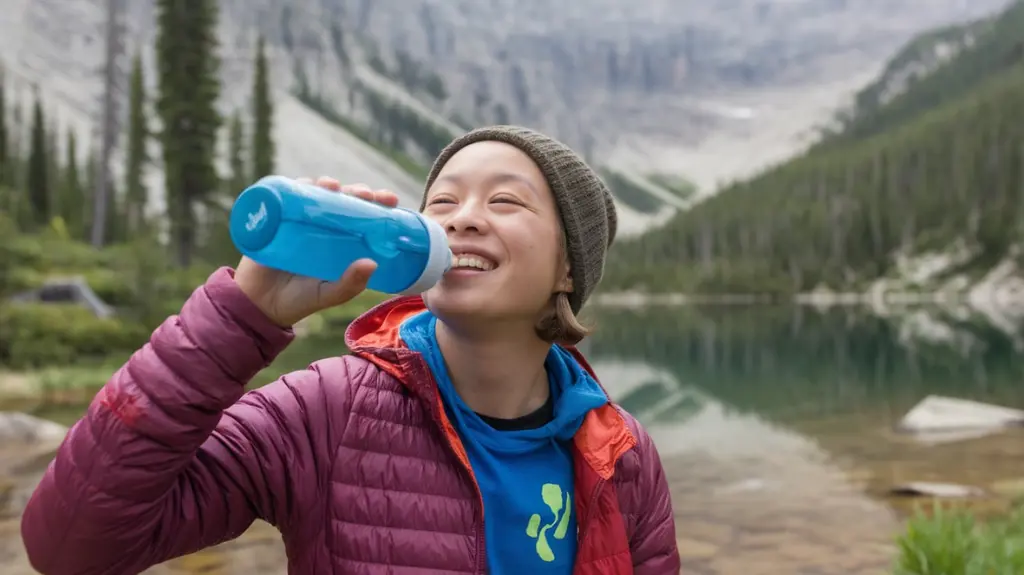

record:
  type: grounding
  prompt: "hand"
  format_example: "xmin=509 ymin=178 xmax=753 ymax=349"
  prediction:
xmin=234 ymin=176 xmax=401 ymax=327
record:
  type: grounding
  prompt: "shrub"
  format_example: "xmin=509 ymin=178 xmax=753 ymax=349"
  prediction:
xmin=0 ymin=227 xmax=390 ymax=372
xmin=0 ymin=303 xmax=149 ymax=369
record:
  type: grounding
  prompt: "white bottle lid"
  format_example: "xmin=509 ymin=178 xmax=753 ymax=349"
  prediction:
xmin=399 ymin=216 xmax=452 ymax=295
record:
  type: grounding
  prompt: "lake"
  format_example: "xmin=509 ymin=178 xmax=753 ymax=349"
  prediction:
xmin=5 ymin=303 xmax=1024 ymax=574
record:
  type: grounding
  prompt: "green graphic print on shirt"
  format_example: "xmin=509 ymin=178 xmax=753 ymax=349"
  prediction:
xmin=399 ymin=310 xmax=606 ymax=574
xmin=526 ymin=483 xmax=573 ymax=562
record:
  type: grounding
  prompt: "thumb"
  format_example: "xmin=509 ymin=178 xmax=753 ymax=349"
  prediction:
xmin=321 ymin=258 xmax=377 ymax=306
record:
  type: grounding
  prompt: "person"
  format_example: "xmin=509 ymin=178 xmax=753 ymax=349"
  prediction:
xmin=20 ymin=125 xmax=680 ymax=574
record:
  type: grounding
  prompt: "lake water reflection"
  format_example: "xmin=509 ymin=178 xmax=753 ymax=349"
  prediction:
xmin=592 ymin=304 xmax=1024 ymax=574
xmin=9 ymin=304 xmax=1024 ymax=574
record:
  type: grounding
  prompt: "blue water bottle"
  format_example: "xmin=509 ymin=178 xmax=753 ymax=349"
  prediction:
xmin=229 ymin=175 xmax=452 ymax=295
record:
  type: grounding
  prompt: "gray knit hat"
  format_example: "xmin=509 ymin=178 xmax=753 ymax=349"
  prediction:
xmin=421 ymin=125 xmax=618 ymax=313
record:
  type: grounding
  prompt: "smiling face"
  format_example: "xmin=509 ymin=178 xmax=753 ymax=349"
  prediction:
xmin=420 ymin=141 xmax=572 ymax=330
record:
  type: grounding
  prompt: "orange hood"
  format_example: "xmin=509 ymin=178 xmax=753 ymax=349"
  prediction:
xmin=343 ymin=296 xmax=636 ymax=479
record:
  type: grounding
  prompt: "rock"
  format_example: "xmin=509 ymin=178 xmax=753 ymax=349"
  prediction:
xmin=889 ymin=482 xmax=986 ymax=498
xmin=902 ymin=427 xmax=1005 ymax=446
xmin=8 ymin=444 xmax=60 ymax=476
xmin=896 ymin=395 xmax=1024 ymax=434
xmin=0 ymin=412 xmax=68 ymax=445
xmin=0 ymin=413 xmax=68 ymax=519
xmin=7 ymin=277 xmax=115 ymax=318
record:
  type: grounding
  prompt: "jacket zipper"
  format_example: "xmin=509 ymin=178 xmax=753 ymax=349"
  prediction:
xmin=409 ymin=354 xmax=488 ymax=574
xmin=475 ymin=518 xmax=486 ymax=574
xmin=577 ymin=479 xmax=607 ymax=555
xmin=439 ymin=423 xmax=487 ymax=574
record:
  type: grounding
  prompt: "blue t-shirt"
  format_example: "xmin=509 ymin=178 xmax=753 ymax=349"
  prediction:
xmin=400 ymin=311 xmax=609 ymax=574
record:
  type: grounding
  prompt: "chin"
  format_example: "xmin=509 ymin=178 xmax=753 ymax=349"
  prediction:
xmin=422 ymin=288 xmax=496 ymax=322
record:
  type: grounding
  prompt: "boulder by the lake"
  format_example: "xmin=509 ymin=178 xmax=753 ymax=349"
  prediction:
xmin=889 ymin=481 xmax=986 ymax=499
xmin=0 ymin=412 xmax=68 ymax=445
xmin=6 ymin=276 xmax=114 ymax=318
xmin=896 ymin=395 xmax=1024 ymax=434
xmin=0 ymin=412 xmax=68 ymax=519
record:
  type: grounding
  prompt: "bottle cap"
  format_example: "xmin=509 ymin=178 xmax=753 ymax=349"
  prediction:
xmin=230 ymin=184 xmax=282 ymax=252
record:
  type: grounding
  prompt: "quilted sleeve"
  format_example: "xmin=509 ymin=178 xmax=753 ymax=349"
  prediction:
xmin=630 ymin=426 xmax=681 ymax=574
xmin=19 ymin=268 xmax=352 ymax=575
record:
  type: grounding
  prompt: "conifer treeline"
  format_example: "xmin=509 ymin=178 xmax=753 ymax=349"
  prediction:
xmin=0 ymin=0 xmax=275 ymax=268
xmin=603 ymin=65 xmax=1024 ymax=294
xmin=604 ymin=1 xmax=1024 ymax=295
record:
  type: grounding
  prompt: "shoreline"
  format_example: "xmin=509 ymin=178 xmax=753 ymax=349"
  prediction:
xmin=590 ymin=289 xmax=975 ymax=308
xmin=595 ymin=246 xmax=1024 ymax=314
xmin=592 ymin=261 xmax=1024 ymax=351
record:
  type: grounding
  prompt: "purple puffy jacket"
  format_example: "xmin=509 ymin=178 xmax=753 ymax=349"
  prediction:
xmin=21 ymin=268 xmax=680 ymax=574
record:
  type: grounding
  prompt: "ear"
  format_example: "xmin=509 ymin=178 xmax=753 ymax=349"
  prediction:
xmin=557 ymin=273 xmax=574 ymax=294
xmin=555 ymin=255 xmax=573 ymax=293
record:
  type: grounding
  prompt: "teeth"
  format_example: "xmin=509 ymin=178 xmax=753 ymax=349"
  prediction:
xmin=452 ymin=253 xmax=495 ymax=271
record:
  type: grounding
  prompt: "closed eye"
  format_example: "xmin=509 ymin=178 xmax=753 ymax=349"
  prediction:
xmin=491 ymin=196 xmax=525 ymax=206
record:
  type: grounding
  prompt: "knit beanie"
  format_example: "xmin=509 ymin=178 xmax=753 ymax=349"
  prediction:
xmin=421 ymin=125 xmax=618 ymax=314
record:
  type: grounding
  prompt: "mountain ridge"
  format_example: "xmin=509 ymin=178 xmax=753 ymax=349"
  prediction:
xmin=602 ymin=0 xmax=1024 ymax=300
xmin=0 ymin=0 xmax=1011 ymax=237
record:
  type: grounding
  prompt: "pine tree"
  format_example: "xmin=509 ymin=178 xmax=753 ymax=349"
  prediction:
xmin=107 ymin=178 xmax=126 ymax=244
xmin=198 ymin=111 xmax=245 ymax=267
xmin=0 ymin=63 xmax=8 ymax=189
xmin=124 ymin=51 xmax=149 ymax=236
xmin=45 ymin=112 xmax=60 ymax=221
xmin=250 ymin=35 xmax=274 ymax=180
xmin=155 ymin=0 xmax=222 ymax=266
xmin=9 ymin=93 xmax=24 ymax=192
xmin=60 ymin=129 xmax=85 ymax=238
xmin=227 ymin=110 xmax=246 ymax=195
xmin=82 ymin=145 xmax=96 ymax=242
xmin=26 ymin=91 xmax=49 ymax=227
xmin=0 ymin=64 xmax=12 ymax=220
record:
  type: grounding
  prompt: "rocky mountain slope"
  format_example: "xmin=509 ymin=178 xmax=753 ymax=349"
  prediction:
xmin=0 ymin=0 xmax=1011 ymax=236
xmin=601 ymin=0 xmax=1024 ymax=302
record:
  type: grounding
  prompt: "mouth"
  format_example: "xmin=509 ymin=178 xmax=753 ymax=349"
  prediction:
xmin=449 ymin=252 xmax=497 ymax=272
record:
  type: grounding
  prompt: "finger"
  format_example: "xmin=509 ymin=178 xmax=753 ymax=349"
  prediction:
xmin=315 ymin=176 xmax=342 ymax=191
xmin=370 ymin=189 xmax=400 ymax=208
xmin=322 ymin=258 xmax=377 ymax=305
xmin=341 ymin=186 xmax=398 ymax=207
xmin=341 ymin=183 xmax=372 ymax=194
xmin=340 ymin=183 xmax=374 ymax=202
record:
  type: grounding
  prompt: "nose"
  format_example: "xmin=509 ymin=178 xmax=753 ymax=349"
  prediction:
xmin=444 ymin=200 xmax=490 ymax=235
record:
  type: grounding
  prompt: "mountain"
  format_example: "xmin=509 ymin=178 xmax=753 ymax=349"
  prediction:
xmin=818 ymin=4 xmax=1024 ymax=147
xmin=0 ymin=0 xmax=1011 ymax=237
xmin=602 ymin=0 xmax=1024 ymax=296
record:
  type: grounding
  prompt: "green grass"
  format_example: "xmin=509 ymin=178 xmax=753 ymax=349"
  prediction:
xmin=894 ymin=502 xmax=1024 ymax=574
